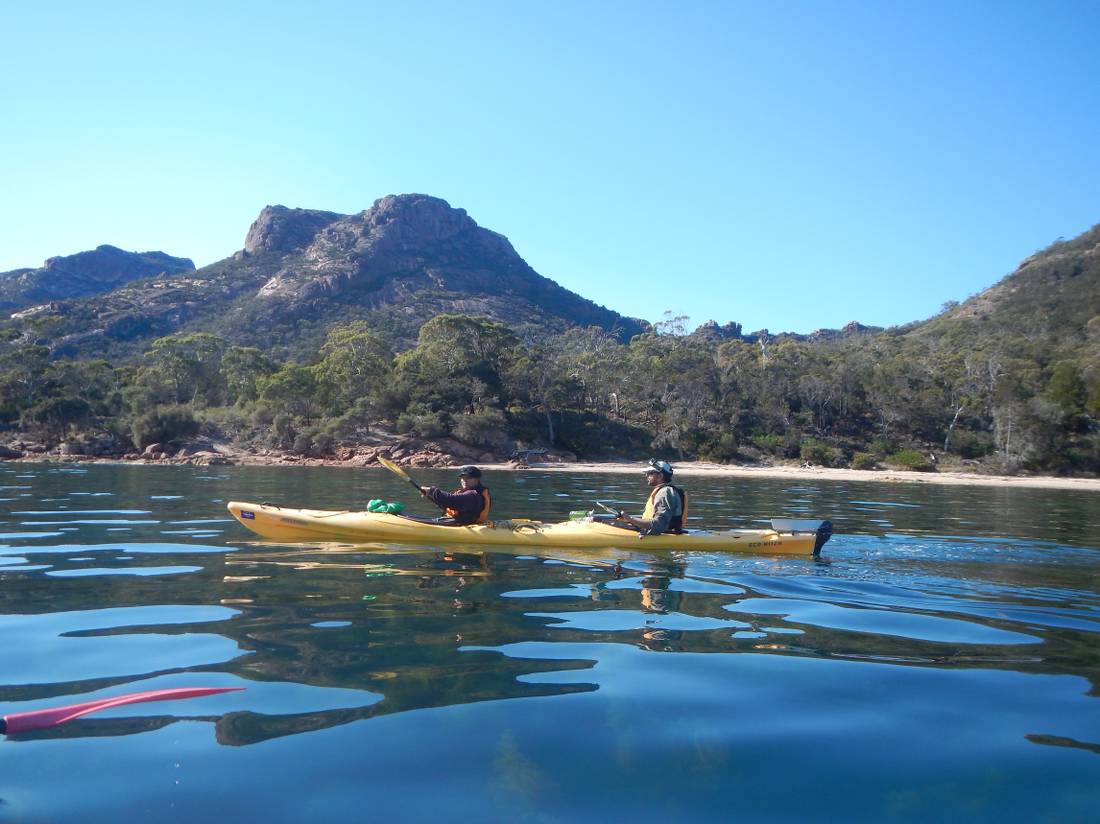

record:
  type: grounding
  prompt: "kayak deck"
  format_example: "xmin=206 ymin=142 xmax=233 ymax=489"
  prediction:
xmin=227 ymin=501 xmax=831 ymax=555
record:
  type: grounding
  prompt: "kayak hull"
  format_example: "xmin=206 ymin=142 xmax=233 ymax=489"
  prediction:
xmin=226 ymin=501 xmax=827 ymax=555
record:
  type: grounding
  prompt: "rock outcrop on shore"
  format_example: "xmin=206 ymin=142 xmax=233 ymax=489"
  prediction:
xmin=1 ymin=434 xmax=577 ymax=470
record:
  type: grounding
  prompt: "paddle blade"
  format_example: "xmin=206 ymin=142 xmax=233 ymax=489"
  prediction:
xmin=378 ymin=456 xmax=412 ymax=483
xmin=2 ymin=686 xmax=244 ymax=734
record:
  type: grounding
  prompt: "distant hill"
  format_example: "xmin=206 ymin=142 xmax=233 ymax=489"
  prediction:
xmin=907 ymin=222 xmax=1100 ymax=357
xmin=8 ymin=195 xmax=648 ymax=360
xmin=0 ymin=245 xmax=195 ymax=316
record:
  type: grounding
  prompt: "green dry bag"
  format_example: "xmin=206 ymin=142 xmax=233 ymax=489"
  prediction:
xmin=366 ymin=499 xmax=405 ymax=514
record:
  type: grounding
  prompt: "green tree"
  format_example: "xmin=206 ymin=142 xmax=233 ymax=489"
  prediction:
xmin=258 ymin=364 xmax=321 ymax=421
xmin=397 ymin=314 xmax=519 ymax=411
xmin=311 ymin=321 xmax=393 ymax=417
xmin=222 ymin=346 xmax=279 ymax=405
xmin=23 ymin=396 xmax=93 ymax=442
xmin=144 ymin=333 xmax=228 ymax=406
xmin=1046 ymin=361 xmax=1085 ymax=417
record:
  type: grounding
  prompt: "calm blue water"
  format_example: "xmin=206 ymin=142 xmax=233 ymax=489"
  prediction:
xmin=1 ymin=463 xmax=1098 ymax=822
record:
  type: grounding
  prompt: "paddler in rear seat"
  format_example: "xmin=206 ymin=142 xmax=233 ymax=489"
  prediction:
xmin=614 ymin=460 xmax=687 ymax=536
xmin=419 ymin=465 xmax=492 ymax=525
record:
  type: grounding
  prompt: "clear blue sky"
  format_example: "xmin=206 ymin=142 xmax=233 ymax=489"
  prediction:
xmin=2 ymin=1 xmax=1098 ymax=334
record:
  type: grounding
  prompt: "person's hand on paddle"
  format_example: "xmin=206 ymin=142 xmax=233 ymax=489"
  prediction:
xmin=419 ymin=485 xmax=431 ymax=497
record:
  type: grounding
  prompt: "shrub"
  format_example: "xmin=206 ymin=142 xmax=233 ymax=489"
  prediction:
xmin=313 ymin=431 xmax=335 ymax=455
xmin=884 ymin=449 xmax=935 ymax=471
xmin=396 ymin=409 xmax=448 ymax=439
xmin=950 ymin=429 xmax=995 ymax=459
xmin=251 ymin=405 xmax=275 ymax=426
xmin=23 ymin=396 xmax=92 ymax=437
xmin=553 ymin=411 xmax=649 ymax=458
xmin=851 ymin=452 xmax=878 ymax=470
xmin=199 ymin=406 xmax=249 ymax=439
xmin=452 ymin=407 xmax=510 ymax=449
xmin=800 ymin=438 xmax=840 ymax=467
xmin=701 ymin=432 xmax=739 ymax=462
xmin=869 ymin=439 xmax=893 ymax=458
xmin=131 ymin=405 xmax=199 ymax=449
xmin=292 ymin=429 xmax=316 ymax=455
xmin=270 ymin=413 xmax=296 ymax=448
xmin=782 ymin=433 xmax=802 ymax=458
xmin=752 ymin=433 xmax=783 ymax=452
xmin=321 ymin=414 xmax=357 ymax=441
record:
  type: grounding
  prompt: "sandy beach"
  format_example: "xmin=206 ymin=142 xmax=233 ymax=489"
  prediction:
xmin=470 ymin=460 xmax=1100 ymax=492
xmin=13 ymin=447 xmax=1099 ymax=492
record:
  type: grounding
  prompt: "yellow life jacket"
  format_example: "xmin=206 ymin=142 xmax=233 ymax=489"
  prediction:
xmin=445 ymin=486 xmax=492 ymax=524
xmin=642 ymin=483 xmax=687 ymax=533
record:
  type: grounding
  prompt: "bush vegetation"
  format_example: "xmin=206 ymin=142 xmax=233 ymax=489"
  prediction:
xmin=1 ymin=289 xmax=1098 ymax=475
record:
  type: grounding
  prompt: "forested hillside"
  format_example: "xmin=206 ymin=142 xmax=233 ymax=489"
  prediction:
xmin=0 ymin=207 xmax=1096 ymax=475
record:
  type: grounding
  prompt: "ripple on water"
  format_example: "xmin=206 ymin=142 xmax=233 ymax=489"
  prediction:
xmin=603 ymin=576 xmax=744 ymax=596
xmin=20 ymin=519 xmax=160 ymax=525
xmin=501 ymin=583 xmax=595 ymax=599
xmin=722 ymin=597 xmax=1041 ymax=645
xmin=531 ymin=609 xmax=750 ymax=633
xmin=0 ymin=605 xmax=243 ymax=685
xmin=0 ymin=555 xmax=30 ymax=566
xmin=2 ymin=464 xmax=1099 ymax=821
xmin=0 ymin=542 xmax=236 ymax=556
xmin=14 ymin=509 xmax=153 ymax=515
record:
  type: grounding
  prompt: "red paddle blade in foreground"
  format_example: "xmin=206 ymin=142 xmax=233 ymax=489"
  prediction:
xmin=2 ymin=686 xmax=244 ymax=734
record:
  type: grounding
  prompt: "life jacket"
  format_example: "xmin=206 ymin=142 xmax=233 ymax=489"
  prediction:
xmin=642 ymin=483 xmax=687 ymax=533
xmin=445 ymin=486 xmax=492 ymax=525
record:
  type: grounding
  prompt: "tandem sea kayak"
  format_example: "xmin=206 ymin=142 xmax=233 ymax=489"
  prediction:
xmin=226 ymin=502 xmax=833 ymax=555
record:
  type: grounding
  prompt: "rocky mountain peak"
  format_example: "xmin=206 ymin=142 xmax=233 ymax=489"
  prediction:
xmin=243 ymin=205 xmax=345 ymax=255
xmin=40 ymin=245 xmax=194 ymax=282
xmin=257 ymin=194 xmax=518 ymax=301
xmin=358 ymin=194 xmax=479 ymax=243
xmin=691 ymin=320 xmax=744 ymax=342
xmin=6 ymin=193 xmax=647 ymax=354
xmin=0 ymin=245 xmax=195 ymax=314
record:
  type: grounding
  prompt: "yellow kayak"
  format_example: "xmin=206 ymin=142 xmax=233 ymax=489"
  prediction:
xmin=226 ymin=501 xmax=833 ymax=555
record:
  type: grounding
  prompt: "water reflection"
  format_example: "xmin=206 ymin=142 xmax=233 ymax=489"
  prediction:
xmin=5 ymin=531 xmax=1095 ymax=747
xmin=0 ymin=463 xmax=1098 ymax=812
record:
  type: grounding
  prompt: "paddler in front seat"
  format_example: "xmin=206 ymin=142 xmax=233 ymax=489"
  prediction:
xmin=615 ymin=460 xmax=687 ymax=536
xmin=419 ymin=465 xmax=491 ymax=526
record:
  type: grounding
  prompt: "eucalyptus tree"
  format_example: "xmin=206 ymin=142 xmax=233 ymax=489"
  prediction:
xmin=143 ymin=333 xmax=229 ymax=407
xmin=311 ymin=321 xmax=394 ymax=418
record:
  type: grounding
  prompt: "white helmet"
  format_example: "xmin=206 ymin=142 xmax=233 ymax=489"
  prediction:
xmin=645 ymin=459 xmax=673 ymax=478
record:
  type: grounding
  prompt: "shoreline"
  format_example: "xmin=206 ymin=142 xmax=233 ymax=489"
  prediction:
xmin=481 ymin=461 xmax=1100 ymax=491
xmin=10 ymin=453 xmax=1099 ymax=492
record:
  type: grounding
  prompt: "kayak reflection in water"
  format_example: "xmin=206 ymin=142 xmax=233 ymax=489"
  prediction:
xmin=419 ymin=465 xmax=492 ymax=525
xmin=614 ymin=460 xmax=688 ymax=536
